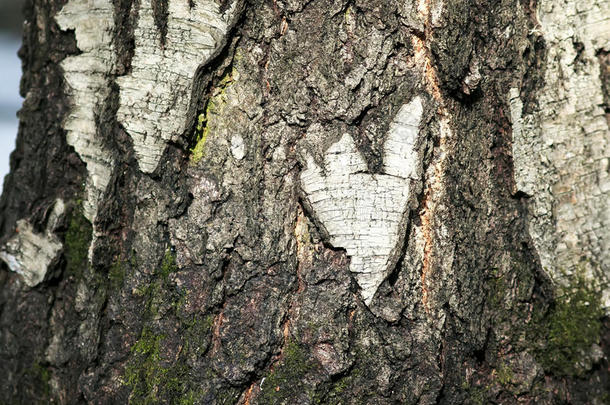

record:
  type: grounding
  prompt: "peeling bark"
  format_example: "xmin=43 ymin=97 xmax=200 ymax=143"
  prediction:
xmin=509 ymin=0 xmax=610 ymax=307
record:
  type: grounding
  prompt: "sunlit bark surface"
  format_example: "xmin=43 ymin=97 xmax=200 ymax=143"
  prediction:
xmin=0 ymin=0 xmax=608 ymax=403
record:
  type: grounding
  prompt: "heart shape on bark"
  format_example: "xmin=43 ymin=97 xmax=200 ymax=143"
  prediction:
xmin=301 ymin=96 xmax=424 ymax=305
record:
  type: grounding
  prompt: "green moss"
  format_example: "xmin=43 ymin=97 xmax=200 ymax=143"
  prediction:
xmin=260 ymin=341 xmax=315 ymax=403
xmin=109 ymin=260 xmax=126 ymax=290
xmin=124 ymin=248 xmax=218 ymax=404
xmin=217 ymin=70 xmax=236 ymax=88
xmin=125 ymin=327 xmax=190 ymax=404
xmin=172 ymin=293 xmax=188 ymax=313
xmin=488 ymin=271 xmax=506 ymax=309
xmin=344 ymin=6 xmax=352 ymax=21
xmin=134 ymin=249 xmax=178 ymax=317
xmin=459 ymin=377 xmax=492 ymax=405
xmin=189 ymin=70 xmax=236 ymax=164
xmin=124 ymin=316 xmax=211 ymax=404
xmin=124 ymin=314 xmax=215 ymax=404
xmin=131 ymin=328 xmax=163 ymax=359
xmin=122 ymin=242 xmax=232 ymax=404
xmin=531 ymin=271 xmax=604 ymax=377
xmin=181 ymin=314 xmax=214 ymax=356
xmin=213 ymin=387 xmax=242 ymax=404
xmin=158 ymin=249 xmax=177 ymax=280
xmin=64 ymin=204 xmax=92 ymax=278
xmin=190 ymin=113 xmax=210 ymax=164
xmin=495 ymin=363 xmax=513 ymax=386
xmin=178 ymin=391 xmax=197 ymax=405
xmin=468 ymin=385 xmax=489 ymax=405
xmin=130 ymin=251 xmax=139 ymax=267
xmin=124 ymin=327 xmax=164 ymax=403
xmin=312 ymin=368 xmax=362 ymax=405
xmin=23 ymin=362 xmax=51 ymax=400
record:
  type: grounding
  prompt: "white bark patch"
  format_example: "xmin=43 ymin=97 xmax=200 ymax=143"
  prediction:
xmin=301 ymin=97 xmax=424 ymax=305
xmin=510 ymin=0 xmax=610 ymax=306
xmin=0 ymin=200 xmax=65 ymax=287
xmin=230 ymin=135 xmax=246 ymax=160
xmin=56 ymin=0 xmax=116 ymax=224
xmin=117 ymin=0 xmax=238 ymax=173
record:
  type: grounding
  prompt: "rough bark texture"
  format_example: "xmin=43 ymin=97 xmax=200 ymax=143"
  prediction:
xmin=0 ymin=0 xmax=608 ymax=404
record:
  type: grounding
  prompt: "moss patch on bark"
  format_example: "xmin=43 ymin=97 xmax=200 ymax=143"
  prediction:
xmin=190 ymin=70 xmax=236 ymax=164
xmin=260 ymin=341 xmax=315 ymax=403
xmin=123 ymin=327 xmax=190 ymax=404
xmin=63 ymin=203 xmax=92 ymax=278
xmin=532 ymin=272 xmax=604 ymax=377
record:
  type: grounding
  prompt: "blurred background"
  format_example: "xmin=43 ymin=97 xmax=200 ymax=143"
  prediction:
xmin=0 ymin=0 xmax=25 ymax=190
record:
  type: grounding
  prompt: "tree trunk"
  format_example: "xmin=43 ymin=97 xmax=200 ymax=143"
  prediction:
xmin=1 ymin=0 xmax=608 ymax=403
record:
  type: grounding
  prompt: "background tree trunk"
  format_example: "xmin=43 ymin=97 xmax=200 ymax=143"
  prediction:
xmin=0 ymin=0 xmax=608 ymax=403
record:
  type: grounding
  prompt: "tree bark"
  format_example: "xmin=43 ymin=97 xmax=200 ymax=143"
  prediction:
xmin=0 ymin=0 xmax=608 ymax=404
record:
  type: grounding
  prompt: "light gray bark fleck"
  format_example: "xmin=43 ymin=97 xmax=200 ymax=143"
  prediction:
xmin=0 ymin=200 xmax=64 ymax=287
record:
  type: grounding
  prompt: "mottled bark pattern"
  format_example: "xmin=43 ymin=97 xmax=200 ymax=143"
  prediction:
xmin=0 ymin=0 xmax=608 ymax=404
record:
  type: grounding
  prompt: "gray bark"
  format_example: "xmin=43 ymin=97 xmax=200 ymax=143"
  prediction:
xmin=0 ymin=0 xmax=608 ymax=404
